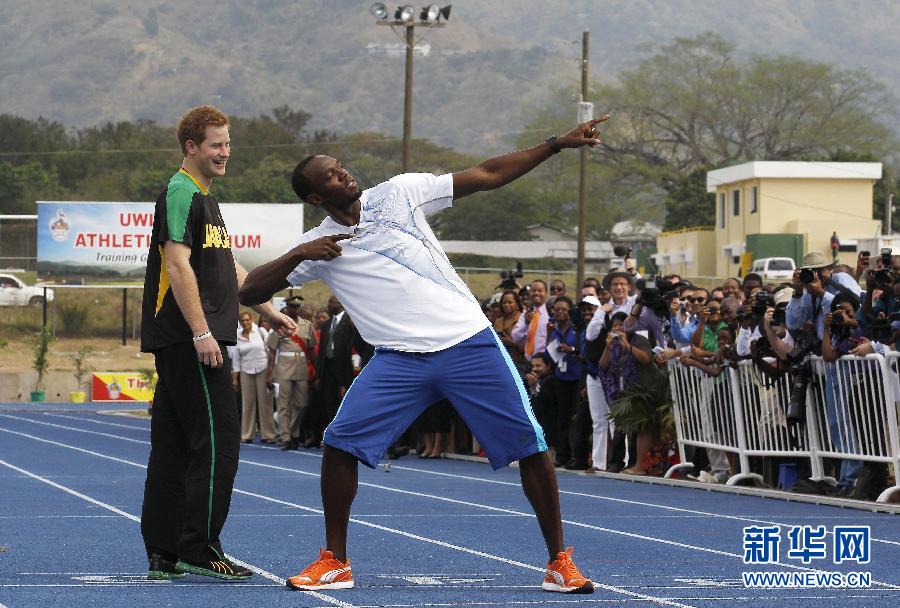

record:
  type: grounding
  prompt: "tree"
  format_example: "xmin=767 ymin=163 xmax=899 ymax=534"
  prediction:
xmin=0 ymin=161 xmax=62 ymax=214
xmin=566 ymin=33 xmax=897 ymax=230
xmin=663 ymin=169 xmax=715 ymax=231
xmin=597 ymin=34 xmax=893 ymax=182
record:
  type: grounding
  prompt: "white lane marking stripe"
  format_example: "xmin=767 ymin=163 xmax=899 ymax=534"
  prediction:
xmin=232 ymin=487 xmax=697 ymax=608
xmin=9 ymin=414 xmax=900 ymax=551
xmin=0 ymin=456 xmax=353 ymax=608
xmin=0 ymin=425 xmax=695 ymax=608
xmin=53 ymin=412 xmax=900 ymax=547
xmin=6 ymin=417 xmax=900 ymax=591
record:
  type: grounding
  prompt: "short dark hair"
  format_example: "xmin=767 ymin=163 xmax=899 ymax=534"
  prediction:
xmin=743 ymin=273 xmax=763 ymax=285
xmin=583 ymin=277 xmax=600 ymax=288
xmin=291 ymin=155 xmax=317 ymax=201
xmin=553 ymin=295 xmax=574 ymax=310
xmin=610 ymin=311 xmax=628 ymax=325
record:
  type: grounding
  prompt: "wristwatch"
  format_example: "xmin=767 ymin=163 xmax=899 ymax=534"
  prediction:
xmin=545 ymin=135 xmax=563 ymax=154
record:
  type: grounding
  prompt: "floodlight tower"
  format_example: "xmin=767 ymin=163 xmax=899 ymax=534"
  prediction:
xmin=371 ymin=4 xmax=452 ymax=172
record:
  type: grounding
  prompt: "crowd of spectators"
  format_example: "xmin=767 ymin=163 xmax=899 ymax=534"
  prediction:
xmin=481 ymin=247 xmax=899 ymax=500
xmin=231 ymin=246 xmax=899 ymax=501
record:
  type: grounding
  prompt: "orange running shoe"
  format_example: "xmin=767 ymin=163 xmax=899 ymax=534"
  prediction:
xmin=542 ymin=547 xmax=594 ymax=593
xmin=286 ymin=548 xmax=354 ymax=591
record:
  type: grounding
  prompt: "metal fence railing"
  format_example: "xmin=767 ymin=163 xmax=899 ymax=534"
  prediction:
xmin=667 ymin=354 xmax=900 ymax=503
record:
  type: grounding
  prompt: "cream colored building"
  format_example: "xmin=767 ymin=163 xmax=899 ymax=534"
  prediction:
xmin=706 ymin=161 xmax=882 ymax=278
xmin=653 ymin=227 xmax=716 ymax=279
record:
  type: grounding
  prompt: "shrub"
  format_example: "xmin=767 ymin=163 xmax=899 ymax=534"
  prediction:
xmin=59 ymin=302 xmax=90 ymax=335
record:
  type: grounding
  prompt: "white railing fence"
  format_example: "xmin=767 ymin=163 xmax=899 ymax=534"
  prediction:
xmin=666 ymin=353 xmax=900 ymax=503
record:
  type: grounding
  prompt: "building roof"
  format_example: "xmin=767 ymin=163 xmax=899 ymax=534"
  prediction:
xmin=524 ymin=223 xmax=576 ymax=240
xmin=706 ymin=161 xmax=883 ymax=193
xmin=611 ymin=220 xmax=662 ymax=239
xmin=440 ymin=240 xmax=614 ymax=260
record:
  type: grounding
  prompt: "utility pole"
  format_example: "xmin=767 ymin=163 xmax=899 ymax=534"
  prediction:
xmin=888 ymin=192 xmax=894 ymax=236
xmin=576 ymin=30 xmax=589 ymax=290
xmin=402 ymin=24 xmax=414 ymax=172
xmin=372 ymin=4 xmax=450 ymax=173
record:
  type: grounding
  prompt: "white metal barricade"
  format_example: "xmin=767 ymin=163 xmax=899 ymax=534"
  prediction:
xmin=803 ymin=354 xmax=900 ymax=503
xmin=665 ymin=360 xmax=761 ymax=485
xmin=729 ymin=360 xmax=829 ymax=482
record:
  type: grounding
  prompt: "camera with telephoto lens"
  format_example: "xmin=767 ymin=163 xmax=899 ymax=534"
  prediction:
xmin=799 ymin=268 xmax=818 ymax=284
xmin=775 ymin=327 xmax=820 ymax=425
xmin=636 ymin=277 xmax=676 ymax=317
xmin=870 ymin=311 xmax=900 ymax=343
xmin=751 ymin=292 xmax=775 ymax=318
xmin=771 ymin=306 xmax=787 ymax=326
xmin=874 ymin=268 xmax=895 ymax=286
xmin=498 ymin=261 xmax=524 ymax=290
xmin=786 ymin=361 xmax=813 ymax=425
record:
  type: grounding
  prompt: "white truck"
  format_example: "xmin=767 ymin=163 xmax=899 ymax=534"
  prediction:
xmin=0 ymin=273 xmax=55 ymax=306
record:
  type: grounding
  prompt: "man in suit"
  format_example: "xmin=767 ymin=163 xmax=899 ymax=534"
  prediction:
xmin=316 ymin=295 xmax=355 ymax=426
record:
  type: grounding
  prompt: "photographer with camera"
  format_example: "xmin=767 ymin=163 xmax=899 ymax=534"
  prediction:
xmin=787 ymin=251 xmax=862 ymax=340
xmin=757 ymin=288 xmax=797 ymax=361
xmin=599 ymin=312 xmax=655 ymax=475
xmin=735 ymin=291 xmax=776 ymax=356
xmin=668 ymin=286 xmax=698 ymax=347
xmin=786 ymin=251 xmax=863 ymax=494
xmin=690 ymin=298 xmax=728 ymax=357
xmin=822 ymin=294 xmax=864 ymax=362
xmin=623 ymin=277 xmax=674 ymax=350
xmin=857 ymin=248 xmax=900 ymax=351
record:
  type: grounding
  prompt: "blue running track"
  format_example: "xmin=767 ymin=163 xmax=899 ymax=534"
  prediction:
xmin=1 ymin=404 xmax=899 ymax=608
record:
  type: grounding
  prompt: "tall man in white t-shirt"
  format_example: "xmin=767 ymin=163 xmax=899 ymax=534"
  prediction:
xmin=240 ymin=117 xmax=609 ymax=595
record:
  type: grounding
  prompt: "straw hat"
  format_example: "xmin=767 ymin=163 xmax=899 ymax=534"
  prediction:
xmin=800 ymin=251 xmax=834 ymax=270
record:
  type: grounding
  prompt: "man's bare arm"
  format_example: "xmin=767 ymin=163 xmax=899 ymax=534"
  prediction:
xmin=452 ymin=116 xmax=609 ymax=199
xmin=163 ymin=241 xmax=223 ymax=367
xmin=239 ymin=234 xmax=354 ymax=306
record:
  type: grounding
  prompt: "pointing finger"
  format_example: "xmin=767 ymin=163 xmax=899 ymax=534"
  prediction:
xmin=331 ymin=233 xmax=355 ymax=241
xmin=589 ymin=115 xmax=611 ymax=126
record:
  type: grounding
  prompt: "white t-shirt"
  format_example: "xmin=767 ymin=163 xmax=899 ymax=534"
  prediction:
xmin=285 ymin=173 xmax=489 ymax=352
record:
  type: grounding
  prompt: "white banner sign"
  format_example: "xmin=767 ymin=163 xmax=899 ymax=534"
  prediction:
xmin=37 ymin=201 xmax=303 ymax=283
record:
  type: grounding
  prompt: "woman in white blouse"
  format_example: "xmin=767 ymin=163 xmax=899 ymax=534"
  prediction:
xmin=232 ymin=311 xmax=277 ymax=444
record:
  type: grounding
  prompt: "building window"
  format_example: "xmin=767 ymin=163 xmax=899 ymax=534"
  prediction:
xmin=751 ymin=186 xmax=758 ymax=213
xmin=719 ymin=193 xmax=725 ymax=228
xmin=732 ymin=189 xmax=740 ymax=216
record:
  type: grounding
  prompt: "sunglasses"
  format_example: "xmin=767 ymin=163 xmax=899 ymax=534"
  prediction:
xmin=550 ymin=286 xmax=564 ymax=292
xmin=688 ymin=297 xmax=707 ymax=303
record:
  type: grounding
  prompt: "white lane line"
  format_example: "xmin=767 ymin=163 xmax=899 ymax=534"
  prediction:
xmin=1 ymin=583 xmax=275 ymax=588
xmin=0 ymin=425 xmax=696 ymax=608
xmin=45 ymin=413 xmax=148 ymax=431
xmin=0 ymin=456 xmax=353 ymax=608
xmin=6 ymin=417 xmax=900 ymax=591
xmin=10 ymin=414 xmax=900 ymax=550
xmin=41 ymin=412 xmax=900 ymax=546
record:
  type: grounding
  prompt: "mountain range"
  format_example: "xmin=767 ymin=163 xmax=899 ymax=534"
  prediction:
xmin=2 ymin=1 xmax=899 ymax=152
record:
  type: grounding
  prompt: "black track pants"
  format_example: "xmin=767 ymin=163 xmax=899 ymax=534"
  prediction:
xmin=140 ymin=341 xmax=240 ymax=563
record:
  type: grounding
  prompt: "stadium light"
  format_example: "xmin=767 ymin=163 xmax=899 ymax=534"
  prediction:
xmin=370 ymin=3 xmax=389 ymax=19
xmin=394 ymin=5 xmax=415 ymax=22
xmin=371 ymin=5 xmax=452 ymax=172
xmin=420 ymin=4 xmax=440 ymax=22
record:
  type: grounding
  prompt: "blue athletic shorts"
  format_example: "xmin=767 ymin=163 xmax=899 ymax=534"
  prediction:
xmin=323 ymin=326 xmax=548 ymax=469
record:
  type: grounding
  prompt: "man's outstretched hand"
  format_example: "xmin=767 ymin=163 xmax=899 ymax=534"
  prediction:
xmin=558 ymin=115 xmax=610 ymax=149
xmin=296 ymin=234 xmax=355 ymax=262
